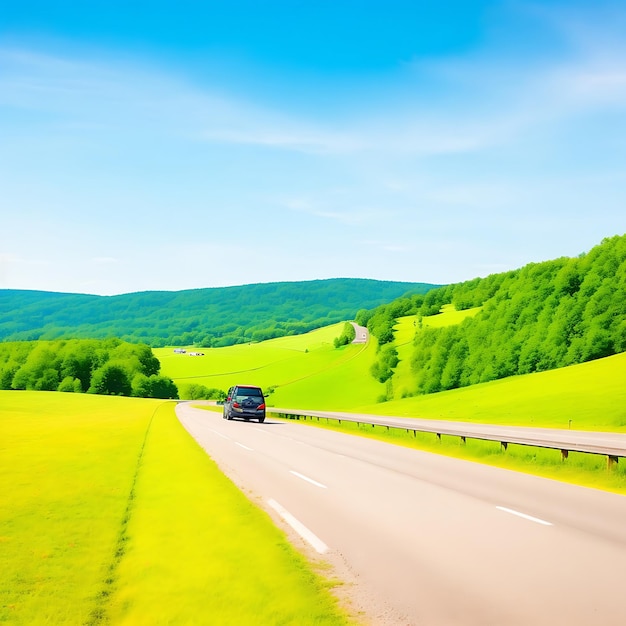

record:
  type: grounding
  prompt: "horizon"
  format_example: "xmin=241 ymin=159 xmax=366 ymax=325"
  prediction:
xmin=2 ymin=1 xmax=626 ymax=296
xmin=0 ymin=275 xmax=442 ymax=298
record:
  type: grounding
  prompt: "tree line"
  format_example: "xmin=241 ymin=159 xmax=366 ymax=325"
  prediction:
xmin=0 ymin=338 xmax=178 ymax=399
xmin=359 ymin=234 xmax=626 ymax=396
xmin=0 ymin=279 xmax=436 ymax=348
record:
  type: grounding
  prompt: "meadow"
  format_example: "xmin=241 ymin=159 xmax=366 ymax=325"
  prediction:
xmin=4 ymin=305 xmax=625 ymax=623
xmin=159 ymin=309 xmax=626 ymax=433
xmin=0 ymin=391 xmax=351 ymax=625
xmin=155 ymin=323 xmax=386 ymax=410
xmin=164 ymin=308 xmax=626 ymax=494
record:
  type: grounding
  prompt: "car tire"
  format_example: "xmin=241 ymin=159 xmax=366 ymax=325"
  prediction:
xmin=258 ymin=416 xmax=265 ymax=423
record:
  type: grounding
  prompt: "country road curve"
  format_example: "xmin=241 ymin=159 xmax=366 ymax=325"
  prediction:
xmin=176 ymin=403 xmax=626 ymax=626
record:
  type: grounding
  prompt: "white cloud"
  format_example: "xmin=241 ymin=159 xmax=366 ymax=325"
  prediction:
xmin=4 ymin=16 xmax=626 ymax=165
xmin=2 ymin=3 xmax=626 ymax=294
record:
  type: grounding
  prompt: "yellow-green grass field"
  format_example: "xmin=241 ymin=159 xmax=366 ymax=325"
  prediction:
xmin=155 ymin=323 xmax=386 ymax=410
xmin=173 ymin=308 xmax=626 ymax=493
xmin=359 ymin=350 xmax=626 ymax=431
xmin=0 ymin=391 xmax=351 ymax=625
xmin=160 ymin=307 xmax=626 ymax=433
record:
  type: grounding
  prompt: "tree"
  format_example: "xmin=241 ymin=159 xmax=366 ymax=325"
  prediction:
xmin=182 ymin=384 xmax=226 ymax=401
xmin=132 ymin=373 xmax=178 ymax=399
xmin=370 ymin=344 xmax=399 ymax=383
xmin=334 ymin=322 xmax=356 ymax=348
xmin=58 ymin=376 xmax=82 ymax=392
xmin=89 ymin=363 xmax=132 ymax=396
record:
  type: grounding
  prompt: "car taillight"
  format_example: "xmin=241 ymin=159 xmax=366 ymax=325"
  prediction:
xmin=233 ymin=402 xmax=240 ymax=408
xmin=258 ymin=403 xmax=265 ymax=410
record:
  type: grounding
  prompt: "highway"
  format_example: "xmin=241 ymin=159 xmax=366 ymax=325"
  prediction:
xmin=268 ymin=408 xmax=626 ymax=457
xmin=176 ymin=403 xmax=626 ymax=625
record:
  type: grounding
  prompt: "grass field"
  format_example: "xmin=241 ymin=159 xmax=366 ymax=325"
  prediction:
xmin=0 ymin=392 xmax=351 ymax=625
xmin=177 ymin=309 xmax=626 ymax=494
xmin=358 ymin=351 xmax=626 ymax=431
xmin=5 ymin=306 xmax=624 ymax=623
xmin=155 ymin=323 xmax=386 ymax=410
xmin=159 ymin=309 xmax=626 ymax=433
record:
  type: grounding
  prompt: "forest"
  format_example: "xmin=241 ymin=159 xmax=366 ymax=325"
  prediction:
xmin=0 ymin=278 xmax=435 ymax=347
xmin=360 ymin=234 xmax=626 ymax=396
xmin=0 ymin=338 xmax=178 ymax=399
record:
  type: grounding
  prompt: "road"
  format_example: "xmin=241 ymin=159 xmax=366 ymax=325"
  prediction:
xmin=268 ymin=408 xmax=626 ymax=457
xmin=176 ymin=403 xmax=626 ymax=626
xmin=350 ymin=322 xmax=369 ymax=344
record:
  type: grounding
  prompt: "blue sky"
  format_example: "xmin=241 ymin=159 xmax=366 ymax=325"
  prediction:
xmin=1 ymin=1 xmax=625 ymax=295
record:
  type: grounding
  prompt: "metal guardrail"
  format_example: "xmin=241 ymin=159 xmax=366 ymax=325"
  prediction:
xmin=268 ymin=408 xmax=626 ymax=469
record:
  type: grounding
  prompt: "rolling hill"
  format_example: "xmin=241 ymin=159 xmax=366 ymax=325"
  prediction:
xmin=155 ymin=310 xmax=626 ymax=433
xmin=0 ymin=278 xmax=438 ymax=347
xmin=358 ymin=233 xmax=626 ymax=398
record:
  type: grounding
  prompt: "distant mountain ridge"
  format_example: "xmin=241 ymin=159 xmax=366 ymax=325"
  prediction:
xmin=0 ymin=278 xmax=439 ymax=347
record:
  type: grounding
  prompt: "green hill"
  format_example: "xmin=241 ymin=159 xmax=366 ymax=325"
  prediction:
xmin=156 ymin=322 xmax=385 ymax=408
xmin=0 ymin=278 xmax=437 ymax=347
xmin=358 ymin=234 xmax=626 ymax=399
xmin=156 ymin=316 xmax=626 ymax=433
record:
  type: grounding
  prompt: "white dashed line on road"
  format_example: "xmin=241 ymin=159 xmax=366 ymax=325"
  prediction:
xmin=235 ymin=442 xmax=254 ymax=451
xmin=207 ymin=428 xmax=231 ymax=440
xmin=268 ymin=499 xmax=329 ymax=554
xmin=290 ymin=470 xmax=327 ymax=489
xmin=496 ymin=506 xmax=553 ymax=526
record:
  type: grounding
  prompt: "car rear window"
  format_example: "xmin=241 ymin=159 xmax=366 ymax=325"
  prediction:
xmin=236 ymin=387 xmax=262 ymax=397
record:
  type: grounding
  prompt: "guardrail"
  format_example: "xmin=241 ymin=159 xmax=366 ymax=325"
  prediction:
xmin=268 ymin=408 xmax=626 ymax=470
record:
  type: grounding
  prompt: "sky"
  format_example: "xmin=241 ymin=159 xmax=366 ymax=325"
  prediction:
xmin=1 ymin=1 xmax=626 ymax=296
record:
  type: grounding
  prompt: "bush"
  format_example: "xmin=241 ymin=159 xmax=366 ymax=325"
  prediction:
xmin=132 ymin=374 xmax=179 ymax=399
xmin=181 ymin=384 xmax=225 ymax=401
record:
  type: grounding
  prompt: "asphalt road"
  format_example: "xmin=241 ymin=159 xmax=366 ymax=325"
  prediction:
xmin=176 ymin=403 xmax=626 ymax=626
xmin=268 ymin=408 xmax=626 ymax=457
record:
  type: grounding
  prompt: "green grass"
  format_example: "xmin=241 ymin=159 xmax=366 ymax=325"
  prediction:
xmin=0 ymin=392 xmax=158 ymax=625
xmin=357 ymin=351 xmax=626 ymax=431
xmin=0 ymin=392 xmax=352 ymax=625
xmin=156 ymin=323 xmax=386 ymax=410
xmin=157 ymin=308 xmax=481 ymax=409
xmin=184 ymin=311 xmax=626 ymax=494
xmin=161 ymin=310 xmax=626 ymax=433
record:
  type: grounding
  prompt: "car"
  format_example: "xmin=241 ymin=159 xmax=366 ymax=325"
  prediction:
xmin=223 ymin=385 xmax=266 ymax=423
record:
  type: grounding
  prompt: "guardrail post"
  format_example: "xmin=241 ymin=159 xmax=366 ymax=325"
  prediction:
xmin=501 ymin=441 xmax=508 ymax=452
xmin=608 ymin=455 xmax=619 ymax=471
xmin=561 ymin=449 xmax=569 ymax=461
xmin=460 ymin=436 xmax=466 ymax=446
xmin=436 ymin=433 xmax=441 ymax=442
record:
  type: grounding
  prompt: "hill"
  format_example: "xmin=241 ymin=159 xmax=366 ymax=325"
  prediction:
xmin=155 ymin=322 xmax=385 ymax=407
xmin=0 ymin=278 xmax=437 ymax=347
xmin=358 ymin=234 xmax=626 ymax=399
xmin=155 ymin=316 xmax=626 ymax=432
